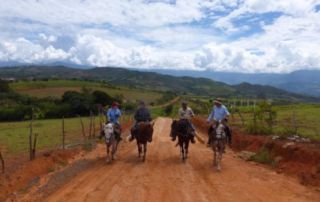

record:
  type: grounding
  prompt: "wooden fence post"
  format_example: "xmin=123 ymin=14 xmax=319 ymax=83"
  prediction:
xmin=78 ymin=115 xmax=86 ymax=138
xmin=29 ymin=117 xmax=33 ymax=160
xmin=32 ymin=133 xmax=38 ymax=159
xmin=0 ymin=150 xmax=4 ymax=174
xmin=93 ymin=114 xmax=96 ymax=138
xmin=89 ymin=111 xmax=93 ymax=138
xmin=62 ymin=116 xmax=65 ymax=149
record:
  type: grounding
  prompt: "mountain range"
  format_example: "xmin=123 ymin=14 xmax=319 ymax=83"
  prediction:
xmin=149 ymin=69 xmax=320 ymax=97
xmin=0 ymin=65 xmax=319 ymax=103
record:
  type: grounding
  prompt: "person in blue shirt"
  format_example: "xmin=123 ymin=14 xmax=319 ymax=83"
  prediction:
xmin=207 ymin=98 xmax=231 ymax=146
xmin=106 ymin=102 xmax=122 ymax=141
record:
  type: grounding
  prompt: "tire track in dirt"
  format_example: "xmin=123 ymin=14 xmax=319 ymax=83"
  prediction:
xmin=44 ymin=117 xmax=319 ymax=202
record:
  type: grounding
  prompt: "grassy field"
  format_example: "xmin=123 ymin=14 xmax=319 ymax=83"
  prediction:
xmin=229 ymin=104 xmax=320 ymax=141
xmin=9 ymin=80 xmax=163 ymax=103
xmin=0 ymin=115 xmax=132 ymax=155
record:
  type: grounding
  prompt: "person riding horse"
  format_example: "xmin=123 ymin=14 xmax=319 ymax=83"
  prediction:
xmin=106 ymin=101 xmax=122 ymax=142
xmin=129 ymin=101 xmax=153 ymax=142
xmin=207 ymin=98 xmax=231 ymax=146
xmin=171 ymin=101 xmax=196 ymax=144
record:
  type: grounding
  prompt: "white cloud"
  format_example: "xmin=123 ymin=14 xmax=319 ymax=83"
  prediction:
xmin=0 ymin=0 xmax=320 ymax=73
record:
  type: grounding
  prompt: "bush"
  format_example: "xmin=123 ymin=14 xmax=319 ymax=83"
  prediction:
xmin=0 ymin=105 xmax=33 ymax=121
xmin=92 ymin=90 xmax=113 ymax=106
xmin=245 ymin=121 xmax=273 ymax=135
xmin=0 ymin=80 xmax=11 ymax=93
xmin=251 ymin=148 xmax=274 ymax=164
xmin=164 ymin=104 xmax=173 ymax=116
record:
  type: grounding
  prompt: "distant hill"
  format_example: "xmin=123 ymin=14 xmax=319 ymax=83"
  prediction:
xmin=0 ymin=66 xmax=319 ymax=102
xmin=150 ymin=69 xmax=320 ymax=97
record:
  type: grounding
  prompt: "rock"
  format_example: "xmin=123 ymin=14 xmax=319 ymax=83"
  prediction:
xmin=274 ymin=156 xmax=283 ymax=163
xmin=283 ymin=142 xmax=295 ymax=148
xmin=238 ymin=151 xmax=256 ymax=161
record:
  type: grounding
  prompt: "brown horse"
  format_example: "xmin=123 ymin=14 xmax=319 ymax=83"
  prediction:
xmin=132 ymin=121 xmax=154 ymax=162
xmin=171 ymin=119 xmax=193 ymax=161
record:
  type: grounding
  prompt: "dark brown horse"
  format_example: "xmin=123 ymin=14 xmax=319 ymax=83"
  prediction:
xmin=132 ymin=121 xmax=154 ymax=162
xmin=171 ymin=119 xmax=193 ymax=161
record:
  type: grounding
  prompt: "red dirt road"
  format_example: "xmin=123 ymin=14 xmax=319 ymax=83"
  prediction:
xmin=45 ymin=118 xmax=319 ymax=202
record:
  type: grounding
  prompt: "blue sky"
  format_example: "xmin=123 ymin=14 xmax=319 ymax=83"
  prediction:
xmin=0 ymin=0 xmax=320 ymax=73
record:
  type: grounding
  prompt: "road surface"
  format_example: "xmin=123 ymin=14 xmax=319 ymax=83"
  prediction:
xmin=45 ymin=118 xmax=319 ymax=202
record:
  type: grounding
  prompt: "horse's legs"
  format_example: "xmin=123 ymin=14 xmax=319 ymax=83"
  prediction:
xmin=181 ymin=143 xmax=185 ymax=161
xmin=106 ymin=143 xmax=110 ymax=163
xmin=142 ymin=143 xmax=147 ymax=162
xmin=217 ymin=140 xmax=223 ymax=171
xmin=137 ymin=142 xmax=142 ymax=158
xmin=185 ymin=141 xmax=189 ymax=159
xmin=111 ymin=142 xmax=117 ymax=160
xmin=213 ymin=141 xmax=217 ymax=166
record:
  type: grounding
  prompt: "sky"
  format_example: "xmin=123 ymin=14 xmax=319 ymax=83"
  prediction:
xmin=0 ymin=0 xmax=320 ymax=73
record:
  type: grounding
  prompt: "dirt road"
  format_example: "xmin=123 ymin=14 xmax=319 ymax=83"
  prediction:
xmin=45 ymin=118 xmax=319 ymax=202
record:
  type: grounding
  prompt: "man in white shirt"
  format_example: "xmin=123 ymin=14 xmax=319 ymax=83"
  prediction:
xmin=175 ymin=101 xmax=196 ymax=143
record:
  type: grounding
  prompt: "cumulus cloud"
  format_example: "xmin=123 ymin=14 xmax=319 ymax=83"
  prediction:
xmin=0 ymin=0 xmax=320 ymax=73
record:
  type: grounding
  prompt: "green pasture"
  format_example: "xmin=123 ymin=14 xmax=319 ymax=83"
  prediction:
xmin=230 ymin=104 xmax=320 ymax=141
xmin=9 ymin=80 xmax=163 ymax=103
xmin=0 ymin=114 xmax=132 ymax=155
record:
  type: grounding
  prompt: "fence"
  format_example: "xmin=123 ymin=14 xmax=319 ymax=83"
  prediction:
xmin=0 ymin=111 xmax=133 ymax=174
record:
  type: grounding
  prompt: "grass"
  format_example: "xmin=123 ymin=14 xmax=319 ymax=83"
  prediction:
xmin=0 ymin=115 xmax=131 ymax=155
xmin=230 ymin=103 xmax=320 ymax=141
xmin=9 ymin=80 xmax=163 ymax=103
xmin=251 ymin=148 xmax=274 ymax=165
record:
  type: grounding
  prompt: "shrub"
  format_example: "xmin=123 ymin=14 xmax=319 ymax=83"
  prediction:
xmin=164 ymin=104 xmax=173 ymax=116
xmin=251 ymin=148 xmax=274 ymax=164
xmin=92 ymin=90 xmax=113 ymax=106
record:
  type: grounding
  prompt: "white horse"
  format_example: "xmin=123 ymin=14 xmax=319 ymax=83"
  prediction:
xmin=103 ymin=123 xmax=119 ymax=163
xmin=210 ymin=121 xmax=226 ymax=171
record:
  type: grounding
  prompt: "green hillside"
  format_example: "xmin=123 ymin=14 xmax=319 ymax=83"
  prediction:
xmin=0 ymin=66 xmax=319 ymax=102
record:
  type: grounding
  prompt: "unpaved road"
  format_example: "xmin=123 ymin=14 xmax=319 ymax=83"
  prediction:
xmin=45 ymin=118 xmax=319 ymax=202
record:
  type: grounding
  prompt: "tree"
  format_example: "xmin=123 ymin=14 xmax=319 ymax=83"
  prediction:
xmin=92 ymin=90 xmax=113 ymax=106
xmin=0 ymin=80 xmax=11 ymax=93
xmin=164 ymin=104 xmax=173 ymax=116
xmin=62 ymin=91 xmax=94 ymax=115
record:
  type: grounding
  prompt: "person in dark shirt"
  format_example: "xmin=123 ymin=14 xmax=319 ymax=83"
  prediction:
xmin=129 ymin=101 xmax=152 ymax=142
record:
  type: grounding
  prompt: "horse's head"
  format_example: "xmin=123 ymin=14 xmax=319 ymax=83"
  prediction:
xmin=103 ymin=123 xmax=114 ymax=143
xmin=215 ymin=121 xmax=226 ymax=139
xmin=138 ymin=121 xmax=154 ymax=134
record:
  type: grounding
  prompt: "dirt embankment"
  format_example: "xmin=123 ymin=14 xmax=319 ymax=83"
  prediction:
xmin=193 ymin=117 xmax=320 ymax=187
xmin=0 ymin=149 xmax=80 ymax=201
xmin=0 ymin=120 xmax=133 ymax=201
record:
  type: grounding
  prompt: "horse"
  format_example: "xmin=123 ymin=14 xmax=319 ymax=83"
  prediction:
xmin=208 ymin=121 xmax=226 ymax=171
xmin=171 ymin=119 xmax=193 ymax=161
xmin=102 ymin=123 xmax=120 ymax=163
xmin=132 ymin=121 xmax=154 ymax=162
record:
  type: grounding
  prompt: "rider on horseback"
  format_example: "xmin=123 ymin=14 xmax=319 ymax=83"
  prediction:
xmin=129 ymin=101 xmax=153 ymax=142
xmin=171 ymin=101 xmax=196 ymax=144
xmin=106 ymin=101 xmax=122 ymax=142
xmin=207 ymin=98 xmax=230 ymax=146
